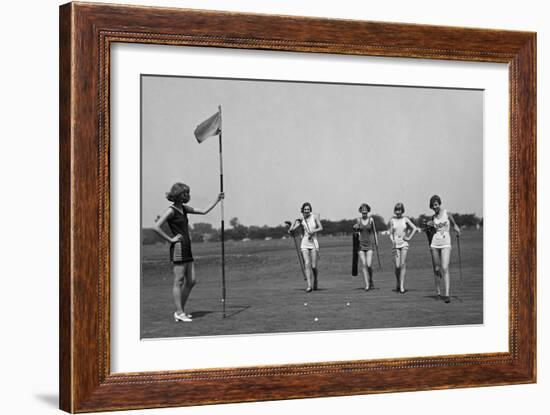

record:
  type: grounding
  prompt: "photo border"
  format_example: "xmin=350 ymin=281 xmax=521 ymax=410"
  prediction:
xmin=59 ymin=2 xmax=536 ymax=412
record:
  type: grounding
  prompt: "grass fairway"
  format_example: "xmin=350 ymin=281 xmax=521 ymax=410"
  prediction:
xmin=141 ymin=231 xmax=483 ymax=338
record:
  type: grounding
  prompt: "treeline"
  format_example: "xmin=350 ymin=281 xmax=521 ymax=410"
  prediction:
xmin=411 ymin=213 xmax=483 ymax=228
xmin=142 ymin=213 xmax=482 ymax=245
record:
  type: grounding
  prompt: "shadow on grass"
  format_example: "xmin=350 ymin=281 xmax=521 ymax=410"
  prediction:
xmin=188 ymin=310 xmax=214 ymax=319
xmin=422 ymin=294 xmax=464 ymax=303
xmin=222 ymin=305 xmax=251 ymax=319
xmin=197 ymin=305 xmax=251 ymax=319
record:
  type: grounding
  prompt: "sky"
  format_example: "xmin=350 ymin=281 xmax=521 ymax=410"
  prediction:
xmin=141 ymin=75 xmax=483 ymax=228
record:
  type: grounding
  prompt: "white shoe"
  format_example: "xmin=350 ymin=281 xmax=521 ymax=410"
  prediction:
xmin=174 ymin=312 xmax=192 ymax=322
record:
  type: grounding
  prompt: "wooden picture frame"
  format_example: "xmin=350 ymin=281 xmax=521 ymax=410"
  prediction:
xmin=59 ymin=2 xmax=536 ymax=412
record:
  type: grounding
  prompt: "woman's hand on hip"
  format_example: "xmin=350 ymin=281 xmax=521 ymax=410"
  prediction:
xmin=171 ymin=234 xmax=183 ymax=243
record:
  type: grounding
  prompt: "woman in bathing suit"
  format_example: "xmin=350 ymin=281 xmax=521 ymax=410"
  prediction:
xmin=153 ymin=182 xmax=223 ymax=322
xmin=388 ymin=202 xmax=418 ymax=294
xmin=426 ymin=194 xmax=461 ymax=303
xmin=353 ymin=203 xmax=376 ymax=291
xmin=289 ymin=202 xmax=323 ymax=292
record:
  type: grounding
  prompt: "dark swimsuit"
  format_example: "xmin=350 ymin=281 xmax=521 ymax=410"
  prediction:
xmin=358 ymin=218 xmax=375 ymax=251
xmin=167 ymin=205 xmax=194 ymax=264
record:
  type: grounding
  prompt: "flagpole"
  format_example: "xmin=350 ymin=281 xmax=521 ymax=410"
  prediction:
xmin=218 ymin=105 xmax=226 ymax=318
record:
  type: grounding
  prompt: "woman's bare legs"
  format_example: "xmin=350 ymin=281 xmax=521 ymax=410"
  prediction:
xmin=359 ymin=250 xmax=374 ymax=290
xmin=181 ymin=263 xmax=196 ymax=312
xmin=431 ymin=248 xmax=451 ymax=301
xmin=359 ymin=251 xmax=368 ymax=289
xmin=366 ymin=250 xmax=374 ymax=288
xmin=393 ymin=249 xmax=401 ymax=291
xmin=173 ymin=265 xmax=185 ymax=314
xmin=430 ymin=249 xmax=442 ymax=297
xmin=173 ymin=263 xmax=196 ymax=314
xmin=399 ymin=248 xmax=409 ymax=292
xmin=311 ymin=249 xmax=319 ymax=290
xmin=302 ymin=249 xmax=313 ymax=291
xmin=440 ymin=247 xmax=452 ymax=298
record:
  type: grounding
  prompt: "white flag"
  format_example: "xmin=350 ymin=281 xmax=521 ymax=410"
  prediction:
xmin=194 ymin=109 xmax=221 ymax=143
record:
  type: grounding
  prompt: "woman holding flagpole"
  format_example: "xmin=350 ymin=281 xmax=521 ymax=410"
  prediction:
xmin=426 ymin=195 xmax=461 ymax=303
xmin=353 ymin=203 xmax=376 ymax=291
xmin=289 ymin=202 xmax=323 ymax=292
xmin=153 ymin=183 xmax=223 ymax=322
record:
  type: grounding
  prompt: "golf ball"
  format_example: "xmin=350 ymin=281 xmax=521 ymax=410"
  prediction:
xmin=314 ymin=317 xmax=319 ymax=322
xmin=346 ymin=302 xmax=350 ymax=306
xmin=304 ymin=302 xmax=308 ymax=306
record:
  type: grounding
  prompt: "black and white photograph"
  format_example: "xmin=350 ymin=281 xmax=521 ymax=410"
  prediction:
xmin=3 ymin=0 xmax=546 ymax=414
xmin=140 ymin=75 xmax=483 ymax=339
